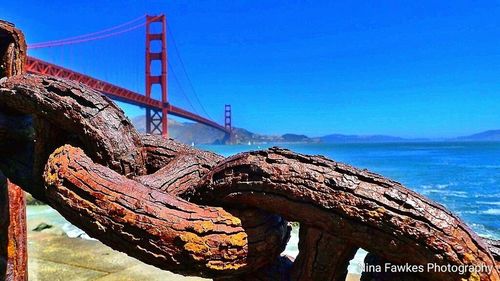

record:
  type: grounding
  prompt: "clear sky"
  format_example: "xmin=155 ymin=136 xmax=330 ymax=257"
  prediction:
xmin=2 ymin=1 xmax=499 ymax=138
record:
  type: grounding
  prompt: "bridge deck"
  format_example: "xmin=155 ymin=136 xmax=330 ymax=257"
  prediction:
xmin=25 ymin=57 xmax=229 ymax=134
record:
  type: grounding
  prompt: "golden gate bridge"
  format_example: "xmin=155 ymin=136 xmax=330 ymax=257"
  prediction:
xmin=25 ymin=14 xmax=232 ymax=139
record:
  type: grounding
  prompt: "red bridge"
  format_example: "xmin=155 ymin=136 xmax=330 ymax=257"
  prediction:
xmin=26 ymin=15 xmax=232 ymax=139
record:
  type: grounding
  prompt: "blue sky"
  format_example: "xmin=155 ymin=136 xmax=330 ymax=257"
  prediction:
xmin=2 ymin=1 xmax=500 ymax=138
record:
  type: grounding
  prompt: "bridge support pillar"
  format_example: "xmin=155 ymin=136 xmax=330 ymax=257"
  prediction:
xmin=145 ymin=15 xmax=168 ymax=137
xmin=224 ymin=104 xmax=233 ymax=143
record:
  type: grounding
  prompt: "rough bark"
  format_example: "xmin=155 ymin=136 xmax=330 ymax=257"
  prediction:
xmin=0 ymin=21 xmax=26 ymax=78
xmin=0 ymin=172 xmax=27 ymax=281
xmin=193 ymin=147 xmax=500 ymax=281
xmin=290 ymin=227 xmax=357 ymax=281
xmin=43 ymin=145 xmax=289 ymax=278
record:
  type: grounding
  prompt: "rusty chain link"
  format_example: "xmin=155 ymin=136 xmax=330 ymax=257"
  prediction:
xmin=1 ymin=20 xmax=499 ymax=281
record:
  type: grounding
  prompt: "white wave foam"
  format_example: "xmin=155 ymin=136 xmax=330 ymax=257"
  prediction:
xmin=471 ymin=223 xmax=500 ymax=240
xmin=481 ymin=209 xmax=500 ymax=215
xmin=421 ymin=183 xmax=455 ymax=190
xmin=474 ymin=193 xmax=500 ymax=198
xmin=421 ymin=189 xmax=468 ymax=198
xmin=476 ymin=201 xmax=500 ymax=206
xmin=456 ymin=210 xmax=479 ymax=215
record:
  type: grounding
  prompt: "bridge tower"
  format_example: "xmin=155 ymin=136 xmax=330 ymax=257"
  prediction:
xmin=145 ymin=15 xmax=168 ymax=137
xmin=224 ymin=104 xmax=233 ymax=143
xmin=225 ymin=104 xmax=232 ymax=132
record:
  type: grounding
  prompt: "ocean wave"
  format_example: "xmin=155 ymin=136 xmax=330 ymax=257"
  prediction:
xmin=456 ymin=210 xmax=479 ymax=215
xmin=476 ymin=201 xmax=500 ymax=206
xmin=421 ymin=183 xmax=456 ymax=189
xmin=474 ymin=193 xmax=500 ymax=199
xmin=61 ymin=223 xmax=96 ymax=240
xmin=470 ymin=223 xmax=500 ymax=240
xmin=421 ymin=189 xmax=468 ymax=198
xmin=459 ymin=164 xmax=500 ymax=169
xmin=481 ymin=209 xmax=500 ymax=215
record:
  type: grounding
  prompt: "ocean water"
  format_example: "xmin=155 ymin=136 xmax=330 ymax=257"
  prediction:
xmin=201 ymin=141 xmax=500 ymax=272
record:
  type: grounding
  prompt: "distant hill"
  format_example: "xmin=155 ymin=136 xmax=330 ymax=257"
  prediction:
xmin=132 ymin=116 xmax=225 ymax=144
xmin=131 ymin=116 xmax=318 ymax=145
xmin=282 ymin=134 xmax=311 ymax=142
xmin=229 ymin=131 xmax=318 ymax=144
xmin=321 ymin=130 xmax=500 ymax=143
xmin=455 ymin=130 xmax=500 ymax=141
xmin=132 ymin=116 xmax=499 ymax=144
xmin=321 ymin=134 xmax=408 ymax=143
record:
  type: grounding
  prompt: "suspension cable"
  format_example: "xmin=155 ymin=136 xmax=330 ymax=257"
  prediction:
xmin=29 ymin=15 xmax=145 ymax=48
xmin=28 ymin=16 xmax=161 ymax=49
xmin=169 ymin=63 xmax=201 ymax=116
xmin=167 ymin=21 xmax=214 ymax=120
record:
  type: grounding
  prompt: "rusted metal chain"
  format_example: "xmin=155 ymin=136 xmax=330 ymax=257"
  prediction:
xmin=1 ymin=18 xmax=500 ymax=281
xmin=0 ymin=20 xmax=26 ymax=78
xmin=0 ymin=173 xmax=28 ymax=281
xmin=190 ymin=147 xmax=500 ymax=281
xmin=0 ymin=20 xmax=28 ymax=281
xmin=44 ymin=145 xmax=289 ymax=278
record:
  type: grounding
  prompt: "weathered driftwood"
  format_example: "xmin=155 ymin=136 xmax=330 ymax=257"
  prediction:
xmin=0 ymin=172 xmax=27 ymax=281
xmin=191 ymin=148 xmax=500 ymax=281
